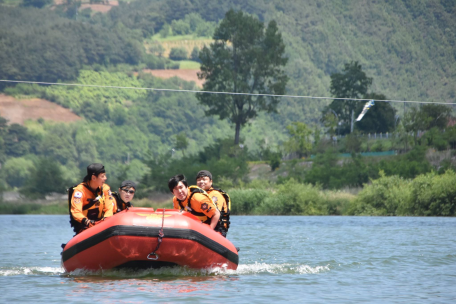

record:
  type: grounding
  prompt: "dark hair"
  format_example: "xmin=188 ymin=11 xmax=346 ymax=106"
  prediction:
xmin=168 ymin=174 xmax=187 ymax=192
xmin=195 ymin=170 xmax=212 ymax=181
xmin=83 ymin=163 xmax=105 ymax=182
xmin=120 ymin=180 xmax=137 ymax=190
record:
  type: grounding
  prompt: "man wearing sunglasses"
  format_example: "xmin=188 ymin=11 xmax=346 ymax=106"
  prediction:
xmin=113 ymin=180 xmax=136 ymax=213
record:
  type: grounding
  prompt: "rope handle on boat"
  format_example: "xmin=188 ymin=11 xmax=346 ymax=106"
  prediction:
xmin=147 ymin=208 xmax=166 ymax=260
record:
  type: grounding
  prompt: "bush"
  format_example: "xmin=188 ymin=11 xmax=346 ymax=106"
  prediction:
xmin=348 ymin=172 xmax=411 ymax=215
xmin=171 ymin=19 xmax=191 ymax=35
xmin=305 ymin=150 xmax=370 ymax=189
xmin=191 ymin=47 xmax=200 ymax=62
xmin=323 ymin=191 xmax=354 ymax=215
xmin=371 ymin=141 xmax=384 ymax=152
xmin=20 ymin=158 xmax=68 ymax=199
xmin=143 ymin=54 xmax=166 ymax=69
xmin=167 ymin=62 xmax=180 ymax=69
xmin=229 ymin=188 xmax=270 ymax=215
xmin=406 ymin=170 xmax=456 ymax=216
xmin=3 ymin=157 xmax=34 ymax=188
xmin=344 ymin=134 xmax=362 ymax=153
xmin=169 ymin=47 xmax=188 ymax=60
xmin=260 ymin=179 xmax=326 ymax=215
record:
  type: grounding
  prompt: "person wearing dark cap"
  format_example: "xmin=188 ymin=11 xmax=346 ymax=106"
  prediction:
xmin=168 ymin=174 xmax=220 ymax=230
xmin=68 ymin=163 xmax=115 ymax=234
xmin=112 ymin=180 xmax=136 ymax=213
xmin=196 ymin=170 xmax=231 ymax=237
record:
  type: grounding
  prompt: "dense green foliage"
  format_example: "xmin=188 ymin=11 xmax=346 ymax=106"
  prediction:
xmin=282 ymin=145 xmax=434 ymax=190
xmin=325 ymin=62 xmax=397 ymax=134
xmin=0 ymin=1 xmax=455 ymax=218
xmin=140 ymin=137 xmax=249 ymax=194
xmin=198 ymin=9 xmax=288 ymax=144
xmin=0 ymin=7 xmax=144 ymax=85
xmin=349 ymin=170 xmax=456 ymax=216
xmin=0 ymin=202 xmax=67 ymax=215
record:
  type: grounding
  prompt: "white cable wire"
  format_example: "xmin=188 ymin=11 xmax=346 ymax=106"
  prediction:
xmin=0 ymin=79 xmax=454 ymax=105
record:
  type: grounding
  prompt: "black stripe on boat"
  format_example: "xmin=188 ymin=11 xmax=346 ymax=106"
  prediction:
xmin=61 ymin=226 xmax=239 ymax=265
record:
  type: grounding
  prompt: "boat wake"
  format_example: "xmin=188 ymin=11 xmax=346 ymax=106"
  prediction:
xmin=234 ymin=262 xmax=330 ymax=275
xmin=0 ymin=266 xmax=65 ymax=276
xmin=1 ymin=262 xmax=329 ymax=277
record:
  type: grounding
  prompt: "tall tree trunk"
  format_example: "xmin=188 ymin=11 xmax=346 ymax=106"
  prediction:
xmin=234 ymin=121 xmax=241 ymax=145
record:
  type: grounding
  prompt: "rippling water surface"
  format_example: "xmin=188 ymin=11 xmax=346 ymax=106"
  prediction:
xmin=1 ymin=215 xmax=455 ymax=303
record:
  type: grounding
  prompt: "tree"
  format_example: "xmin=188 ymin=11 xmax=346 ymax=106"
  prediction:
xmin=403 ymin=103 xmax=452 ymax=146
xmin=4 ymin=124 xmax=30 ymax=157
xmin=284 ymin=122 xmax=313 ymax=158
xmin=22 ymin=0 xmax=53 ymax=8
xmin=403 ymin=106 xmax=425 ymax=147
xmin=191 ymin=47 xmax=200 ymax=62
xmin=321 ymin=111 xmax=338 ymax=136
xmin=0 ymin=117 xmax=7 ymax=163
xmin=175 ymin=132 xmax=189 ymax=157
xmin=20 ymin=158 xmax=68 ymax=199
xmin=169 ymin=47 xmax=188 ymax=60
xmin=328 ymin=61 xmax=373 ymax=134
xmin=420 ymin=103 xmax=452 ymax=130
xmin=355 ymin=93 xmax=396 ymax=133
xmin=3 ymin=157 xmax=34 ymax=188
xmin=197 ymin=9 xmax=288 ymax=145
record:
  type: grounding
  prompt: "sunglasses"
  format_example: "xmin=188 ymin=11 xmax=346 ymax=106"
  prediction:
xmin=122 ymin=189 xmax=135 ymax=194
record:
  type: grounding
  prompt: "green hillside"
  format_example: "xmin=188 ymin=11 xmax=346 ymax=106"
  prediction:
xmin=0 ymin=0 xmax=455 ymax=200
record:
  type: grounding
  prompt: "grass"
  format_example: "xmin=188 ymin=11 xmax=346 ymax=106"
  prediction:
xmin=1 ymin=0 xmax=23 ymax=6
xmin=0 ymin=201 xmax=68 ymax=214
xmin=179 ymin=60 xmax=201 ymax=69
xmin=0 ymin=198 xmax=173 ymax=215
xmin=151 ymin=34 xmax=212 ymax=42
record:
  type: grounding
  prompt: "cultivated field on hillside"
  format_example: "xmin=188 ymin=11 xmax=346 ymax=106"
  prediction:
xmin=141 ymin=69 xmax=203 ymax=87
xmin=0 ymin=94 xmax=81 ymax=125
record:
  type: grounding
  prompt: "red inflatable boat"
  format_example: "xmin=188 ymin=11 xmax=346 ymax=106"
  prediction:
xmin=61 ymin=208 xmax=239 ymax=272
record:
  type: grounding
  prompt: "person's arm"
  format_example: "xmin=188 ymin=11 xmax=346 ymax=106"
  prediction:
xmin=102 ymin=186 xmax=114 ymax=218
xmin=195 ymin=193 xmax=220 ymax=230
xmin=209 ymin=208 xmax=220 ymax=230
xmin=70 ymin=190 xmax=86 ymax=224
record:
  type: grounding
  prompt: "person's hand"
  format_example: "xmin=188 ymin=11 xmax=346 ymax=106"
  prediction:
xmin=83 ymin=218 xmax=95 ymax=228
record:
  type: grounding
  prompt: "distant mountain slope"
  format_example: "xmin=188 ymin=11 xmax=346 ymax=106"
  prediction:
xmin=97 ymin=0 xmax=455 ymax=126
xmin=0 ymin=94 xmax=81 ymax=125
xmin=0 ymin=0 xmax=454 ymax=148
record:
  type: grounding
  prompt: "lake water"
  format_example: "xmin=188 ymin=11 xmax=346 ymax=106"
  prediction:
xmin=0 ymin=215 xmax=455 ymax=303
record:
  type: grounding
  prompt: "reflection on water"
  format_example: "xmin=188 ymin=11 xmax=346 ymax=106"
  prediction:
xmin=68 ymin=273 xmax=238 ymax=294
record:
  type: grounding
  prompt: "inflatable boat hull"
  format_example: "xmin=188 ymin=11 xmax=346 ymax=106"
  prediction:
xmin=61 ymin=208 xmax=238 ymax=272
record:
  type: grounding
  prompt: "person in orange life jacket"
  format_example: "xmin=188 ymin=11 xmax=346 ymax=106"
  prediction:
xmin=112 ymin=180 xmax=136 ymax=214
xmin=195 ymin=170 xmax=230 ymax=237
xmin=69 ymin=163 xmax=115 ymax=234
xmin=168 ymin=174 xmax=220 ymax=230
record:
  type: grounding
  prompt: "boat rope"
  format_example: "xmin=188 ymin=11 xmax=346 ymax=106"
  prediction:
xmin=147 ymin=208 xmax=166 ymax=261
xmin=0 ymin=79 xmax=453 ymax=105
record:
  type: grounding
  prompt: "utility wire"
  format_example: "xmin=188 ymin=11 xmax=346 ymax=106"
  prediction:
xmin=0 ymin=79 xmax=454 ymax=105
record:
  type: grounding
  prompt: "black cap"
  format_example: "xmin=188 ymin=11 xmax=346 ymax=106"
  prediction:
xmin=83 ymin=163 xmax=105 ymax=182
xmin=196 ymin=170 xmax=212 ymax=180
xmin=120 ymin=180 xmax=137 ymax=190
